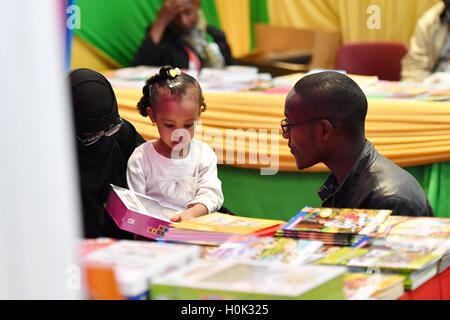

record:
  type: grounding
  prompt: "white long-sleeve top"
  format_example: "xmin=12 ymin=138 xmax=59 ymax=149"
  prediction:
xmin=126 ymin=139 xmax=224 ymax=213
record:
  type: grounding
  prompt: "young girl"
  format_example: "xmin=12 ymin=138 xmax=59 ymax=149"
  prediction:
xmin=127 ymin=65 xmax=224 ymax=222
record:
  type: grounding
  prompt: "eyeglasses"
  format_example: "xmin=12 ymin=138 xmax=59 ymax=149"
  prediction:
xmin=77 ymin=118 xmax=123 ymax=146
xmin=280 ymin=117 xmax=325 ymax=135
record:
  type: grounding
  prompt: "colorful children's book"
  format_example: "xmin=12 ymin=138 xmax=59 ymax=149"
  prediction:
xmin=277 ymin=207 xmax=391 ymax=246
xmin=206 ymin=236 xmax=323 ymax=265
xmin=79 ymin=238 xmax=116 ymax=258
xmin=82 ymin=240 xmax=201 ymax=300
xmin=174 ymin=212 xmax=285 ymax=234
xmin=370 ymin=235 xmax=449 ymax=255
xmin=158 ymin=213 xmax=285 ymax=245
xmin=369 ymin=235 xmax=450 ymax=273
xmin=283 ymin=207 xmax=391 ymax=234
xmin=157 ymin=228 xmax=238 ymax=246
xmin=276 ymin=230 xmax=370 ymax=247
xmin=106 ymin=184 xmax=179 ymax=240
xmin=315 ymin=247 xmax=440 ymax=290
xmin=369 ymin=216 xmax=450 ymax=273
xmin=371 ymin=216 xmax=450 ymax=238
xmin=343 ymin=273 xmax=405 ymax=300
xmin=151 ymin=259 xmax=347 ymax=300
xmin=316 ymin=247 xmax=440 ymax=271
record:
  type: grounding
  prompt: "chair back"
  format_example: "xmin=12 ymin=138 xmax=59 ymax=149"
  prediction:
xmin=336 ymin=42 xmax=408 ymax=81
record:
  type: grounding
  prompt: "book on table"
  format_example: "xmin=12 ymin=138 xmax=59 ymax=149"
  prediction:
xmin=105 ymin=184 xmax=179 ymax=240
xmin=372 ymin=215 xmax=450 ymax=238
xmin=343 ymin=272 xmax=405 ymax=300
xmin=82 ymin=240 xmax=201 ymax=300
xmin=206 ymin=235 xmax=324 ymax=265
xmin=151 ymin=259 xmax=347 ymax=300
xmin=276 ymin=207 xmax=391 ymax=246
xmin=369 ymin=234 xmax=450 ymax=273
xmin=314 ymin=247 xmax=441 ymax=290
xmin=370 ymin=216 xmax=450 ymax=273
xmin=158 ymin=212 xmax=285 ymax=246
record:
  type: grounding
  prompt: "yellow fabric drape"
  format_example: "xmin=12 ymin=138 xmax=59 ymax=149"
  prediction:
xmin=267 ymin=0 xmax=341 ymax=31
xmin=214 ymin=0 xmax=251 ymax=58
xmin=111 ymin=81 xmax=450 ymax=173
xmin=70 ymin=35 xmax=121 ymax=72
xmin=267 ymin=0 xmax=440 ymax=44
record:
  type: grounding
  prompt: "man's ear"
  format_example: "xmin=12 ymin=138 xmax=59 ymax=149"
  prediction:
xmin=319 ymin=119 xmax=334 ymax=142
xmin=147 ymin=107 xmax=156 ymax=124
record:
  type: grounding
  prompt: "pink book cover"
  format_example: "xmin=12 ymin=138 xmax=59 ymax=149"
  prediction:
xmin=106 ymin=184 xmax=178 ymax=240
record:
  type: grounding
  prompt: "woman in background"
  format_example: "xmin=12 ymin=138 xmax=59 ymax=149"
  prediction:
xmin=131 ymin=0 xmax=234 ymax=71
xmin=69 ymin=68 xmax=145 ymax=239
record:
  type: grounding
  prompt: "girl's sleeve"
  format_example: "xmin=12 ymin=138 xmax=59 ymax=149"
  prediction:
xmin=126 ymin=146 xmax=147 ymax=195
xmin=187 ymin=144 xmax=224 ymax=213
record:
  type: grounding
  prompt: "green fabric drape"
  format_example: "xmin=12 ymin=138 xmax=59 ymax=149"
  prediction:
xmin=218 ymin=162 xmax=450 ymax=220
xmin=421 ymin=162 xmax=450 ymax=217
xmin=249 ymin=0 xmax=269 ymax=50
xmin=75 ymin=0 xmax=221 ymax=66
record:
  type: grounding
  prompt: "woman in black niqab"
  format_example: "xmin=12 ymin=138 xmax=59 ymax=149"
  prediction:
xmin=69 ymin=68 xmax=145 ymax=239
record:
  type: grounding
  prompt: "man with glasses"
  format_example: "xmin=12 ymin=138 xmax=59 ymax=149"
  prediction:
xmin=69 ymin=68 xmax=146 ymax=239
xmin=282 ymin=71 xmax=434 ymax=217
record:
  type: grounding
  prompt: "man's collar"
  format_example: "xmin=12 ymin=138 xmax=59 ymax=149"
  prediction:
xmin=317 ymin=139 xmax=375 ymax=202
xmin=440 ymin=7 xmax=450 ymax=23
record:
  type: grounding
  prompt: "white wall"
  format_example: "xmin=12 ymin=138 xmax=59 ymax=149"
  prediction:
xmin=0 ymin=0 xmax=83 ymax=299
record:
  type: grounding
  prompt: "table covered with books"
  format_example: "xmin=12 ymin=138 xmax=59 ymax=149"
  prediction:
xmin=86 ymin=67 xmax=450 ymax=300
xmin=81 ymin=197 xmax=450 ymax=300
xmin=105 ymin=66 xmax=450 ymax=221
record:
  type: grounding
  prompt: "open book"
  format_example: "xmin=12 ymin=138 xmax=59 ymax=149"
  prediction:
xmin=106 ymin=184 xmax=179 ymax=240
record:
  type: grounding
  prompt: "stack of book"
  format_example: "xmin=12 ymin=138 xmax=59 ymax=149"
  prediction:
xmin=206 ymin=235 xmax=324 ymax=265
xmin=276 ymin=207 xmax=391 ymax=247
xmin=158 ymin=212 xmax=285 ymax=246
xmin=82 ymin=240 xmax=201 ymax=300
xmin=314 ymin=247 xmax=441 ymax=290
xmin=151 ymin=259 xmax=347 ymax=300
xmin=343 ymin=273 xmax=405 ymax=300
xmin=370 ymin=215 xmax=450 ymax=274
xmin=373 ymin=216 xmax=450 ymax=238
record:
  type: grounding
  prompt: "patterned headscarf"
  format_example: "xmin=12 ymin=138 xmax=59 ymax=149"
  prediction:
xmin=180 ymin=10 xmax=225 ymax=69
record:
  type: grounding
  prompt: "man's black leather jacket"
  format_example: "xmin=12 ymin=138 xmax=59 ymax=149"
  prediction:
xmin=318 ymin=140 xmax=435 ymax=217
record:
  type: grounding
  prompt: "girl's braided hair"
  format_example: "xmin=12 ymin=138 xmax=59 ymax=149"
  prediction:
xmin=137 ymin=65 xmax=206 ymax=117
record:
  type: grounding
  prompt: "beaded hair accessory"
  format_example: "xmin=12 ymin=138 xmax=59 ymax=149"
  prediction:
xmin=148 ymin=67 xmax=182 ymax=94
xmin=168 ymin=67 xmax=181 ymax=88
xmin=168 ymin=67 xmax=181 ymax=78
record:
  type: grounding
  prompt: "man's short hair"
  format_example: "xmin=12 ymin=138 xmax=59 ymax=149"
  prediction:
xmin=293 ymin=71 xmax=368 ymax=133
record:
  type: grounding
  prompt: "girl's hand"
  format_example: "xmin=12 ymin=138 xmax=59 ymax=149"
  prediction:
xmin=170 ymin=203 xmax=208 ymax=222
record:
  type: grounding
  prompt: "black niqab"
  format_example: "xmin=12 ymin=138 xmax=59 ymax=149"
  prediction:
xmin=69 ymin=68 xmax=134 ymax=239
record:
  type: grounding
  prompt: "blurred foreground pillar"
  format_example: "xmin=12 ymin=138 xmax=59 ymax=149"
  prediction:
xmin=0 ymin=0 xmax=83 ymax=299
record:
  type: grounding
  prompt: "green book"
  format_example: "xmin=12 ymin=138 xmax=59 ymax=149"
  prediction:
xmin=151 ymin=259 xmax=347 ymax=300
xmin=315 ymin=247 xmax=441 ymax=290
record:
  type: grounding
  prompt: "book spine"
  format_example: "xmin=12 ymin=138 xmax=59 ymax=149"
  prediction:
xmin=283 ymin=207 xmax=310 ymax=230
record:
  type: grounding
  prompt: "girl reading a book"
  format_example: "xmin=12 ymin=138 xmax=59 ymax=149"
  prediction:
xmin=127 ymin=65 xmax=224 ymax=222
